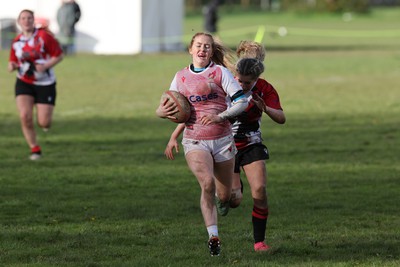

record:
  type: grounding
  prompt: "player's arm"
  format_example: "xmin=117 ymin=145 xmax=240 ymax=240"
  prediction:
xmin=156 ymin=77 xmax=179 ymax=119
xmin=265 ymin=106 xmax=285 ymax=124
xmin=218 ymin=67 xmax=249 ymax=120
xmin=218 ymin=91 xmax=248 ymax=120
xmin=200 ymin=91 xmax=248 ymax=125
xmin=164 ymin=123 xmax=185 ymax=160
xmin=156 ymin=97 xmax=178 ymax=119
xmin=200 ymin=69 xmax=249 ymax=125
xmin=8 ymin=45 xmax=19 ymax=72
xmin=35 ymin=54 xmax=63 ymax=73
xmin=8 ymin=61 xmax=18 ymax=72
xmin=256 ymin=83 xmax=286 ymax=124
xmin=252 ymin=93 xmax=285 ymax=124
xmin=36 ymin=32 xmax=64 ymax=73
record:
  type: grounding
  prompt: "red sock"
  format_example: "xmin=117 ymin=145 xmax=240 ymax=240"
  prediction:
xmin=31 ymin=146 xmax=41 ymax=153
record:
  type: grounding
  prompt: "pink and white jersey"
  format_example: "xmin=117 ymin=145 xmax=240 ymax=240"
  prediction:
xmin=9 ymin=28 xmax=63 ymax=86
xmin=170 ymin=62 xmax=243 ymax=140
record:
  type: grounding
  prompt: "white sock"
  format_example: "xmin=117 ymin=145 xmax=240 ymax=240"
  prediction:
xmin=207 ymin=225 xmax=218 ymax=238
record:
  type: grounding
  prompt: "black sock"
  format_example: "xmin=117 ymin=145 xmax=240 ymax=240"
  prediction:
xmin=252 ymin=206 xmax=268 ymax=243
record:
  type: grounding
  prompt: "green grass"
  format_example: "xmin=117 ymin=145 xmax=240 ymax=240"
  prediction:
xmin=0 ymin=8 xmax=399 ymax=266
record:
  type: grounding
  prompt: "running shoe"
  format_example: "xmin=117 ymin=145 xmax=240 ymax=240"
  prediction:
xmin=208 ymin=235 xmax=221 ymax=256
xmin=254 ymin=241 xmax=271 ymax=252
xmin=29 ymin=152 xmax=41 ymax=161
xmin=29 ymin=146 xmax=42 ymax=160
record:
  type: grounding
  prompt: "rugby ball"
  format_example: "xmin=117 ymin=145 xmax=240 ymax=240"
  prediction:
xmin=161 ymin=91 xmax=191 ymax=123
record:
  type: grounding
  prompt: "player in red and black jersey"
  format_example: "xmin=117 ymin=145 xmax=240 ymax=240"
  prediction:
xmin=8 ymin=9 xmax=63 ymax=160
xmin=229 ymin=41 xmax=286 ymax=252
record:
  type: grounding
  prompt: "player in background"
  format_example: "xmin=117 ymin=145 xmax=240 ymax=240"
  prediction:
xmin=8 ymin=9 xmax=63 ymax=160
xmin=228 ymin=40 xmax=286 ymax=252
xmin=57 ymin=0 xmax=81 ymax=55
xmin=156 ymin=32 xmax=248 ymax=256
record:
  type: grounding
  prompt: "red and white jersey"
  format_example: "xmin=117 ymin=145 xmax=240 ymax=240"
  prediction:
xmin=9 ymin=28 xmax=63 ymax=86
xmin=231 ymin=78 xmax=283 ymax=150
xmin=170 ymin=62 xmax=243 ymax=140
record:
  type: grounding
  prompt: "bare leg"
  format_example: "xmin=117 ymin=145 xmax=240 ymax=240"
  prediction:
xmin=230 ymin=172 xmax=243 ymax=208
xmin=36 ymin=103 xmax=54 ymax=130
xmin=185 ymin=150 xmax=217 ymax=227
xmin=214 ymin=158 xmax=234 ymax=203
xmin=243 ymin=160 xmax=270 ymax=249
xmin=243 ymin=160 xmax=268 ymax=208
xmin=16 ymin=95 xmax=38 ymax=149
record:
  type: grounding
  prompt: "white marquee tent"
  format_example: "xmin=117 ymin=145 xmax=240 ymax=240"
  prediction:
xmin=0 ymin=0 xmax=184 ymax=54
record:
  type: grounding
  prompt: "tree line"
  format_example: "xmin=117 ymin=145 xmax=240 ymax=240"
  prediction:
xmin=186 ymin=0 xmax=400 ymax=13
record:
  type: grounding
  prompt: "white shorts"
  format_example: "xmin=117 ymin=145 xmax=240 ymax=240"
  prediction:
xmin=182 ymin=135 xmax=237 ymax=163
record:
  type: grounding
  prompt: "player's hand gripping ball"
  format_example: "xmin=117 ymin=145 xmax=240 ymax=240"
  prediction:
xmin=161 ymin=91 xmax=191 ymax=123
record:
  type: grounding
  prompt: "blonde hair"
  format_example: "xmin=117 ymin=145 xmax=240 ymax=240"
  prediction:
xmin=235 ymin=40 xmax=265 ymax=79
xmin=188 ymin=32 xmax=236 ymax=71
xmin=236 ymin=40 xmax=265 ymax=61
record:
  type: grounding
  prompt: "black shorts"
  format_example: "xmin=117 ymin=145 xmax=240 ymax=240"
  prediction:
xmin=15 ymin=79 xmax=56 ymax=105
xmin=234 ymin=143 xmax=269 ymax=173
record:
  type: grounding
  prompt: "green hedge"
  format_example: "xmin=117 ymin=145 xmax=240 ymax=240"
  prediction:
xmin=186 ymin=0 xmax=373 ymax=13
xmin=280 ymin=0 xmax=370 ymax=13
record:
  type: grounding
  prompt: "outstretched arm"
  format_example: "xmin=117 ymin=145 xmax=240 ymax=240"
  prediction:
xmin=200 ymin=97 xmax=249 ymax=125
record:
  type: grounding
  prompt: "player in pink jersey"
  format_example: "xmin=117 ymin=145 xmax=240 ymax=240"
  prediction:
xmin=8 ymin=10 xmax=63 ymax=160
xmin=156 ymin=32 xmax=248 ymax=256
xmin=228 ymin=41 xmax=286 ymax=252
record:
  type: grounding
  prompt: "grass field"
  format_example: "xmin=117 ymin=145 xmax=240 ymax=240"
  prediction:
xmin=0 ymin=8 xmax=399 ymax=266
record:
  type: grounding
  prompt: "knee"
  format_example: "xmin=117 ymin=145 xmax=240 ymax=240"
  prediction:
xmin=201 ymin=178 xmax=215 ymax=195
xmin=38 ymin=120 xmax=51 ymax=129
xmin=217 ymin=191 xmax=231 ymax=203
xmin=229 ymin=188 xmax=243 ymax=208
xmin=37 ymin=115 xmax=52 ymax=128
xmin=252 ymin=185 xmax=267 ymax=199
xmin=19 ymin=112 xmax=33 ymax=127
